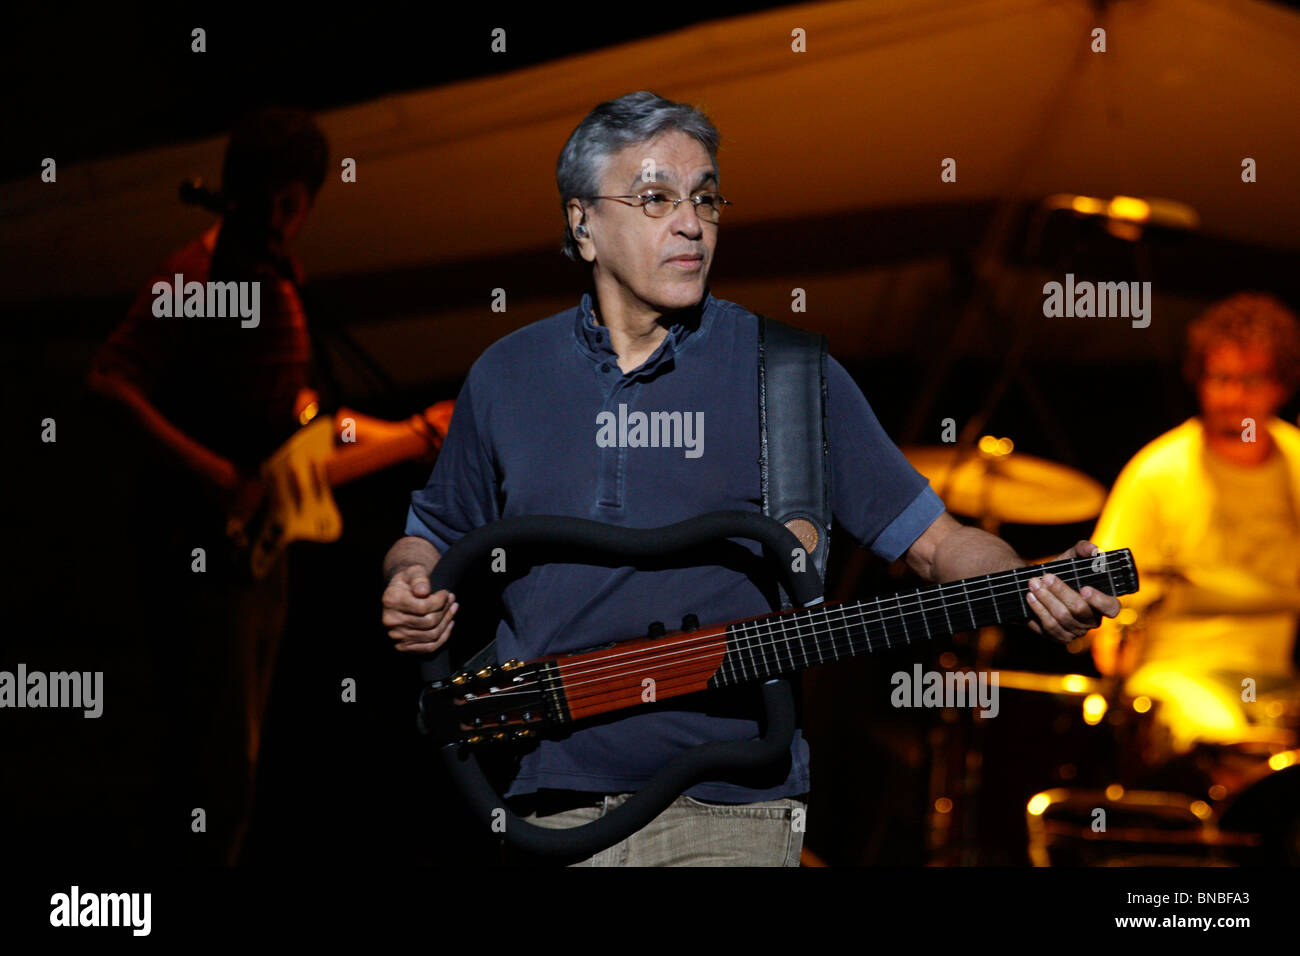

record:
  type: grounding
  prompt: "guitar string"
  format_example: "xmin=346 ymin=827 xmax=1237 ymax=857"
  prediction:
xmin=490 ymin=558 xmax=1122 ymax=705
xmin=477 ymin=550 xmax=1117 ymax=683
xmin=550 ymin=572 xmax=1087 ymax=705
xmin=529 ymin=555 xmax=1115 ymax=683
xmin=456 ymin=556 xmax=1127 ymax=711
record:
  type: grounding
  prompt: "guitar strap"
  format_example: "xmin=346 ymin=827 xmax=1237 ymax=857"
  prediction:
xmin=456 ymin=310 xmax=831 ymax=674
xmin=757 ymin=314 xmax=832 ymax=608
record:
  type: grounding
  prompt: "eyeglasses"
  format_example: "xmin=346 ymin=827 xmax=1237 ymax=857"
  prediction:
xmin=1203 ymin=372 xmax=1276 ymax=390
xmin=587 ymin=190 xmax=731 ymax=223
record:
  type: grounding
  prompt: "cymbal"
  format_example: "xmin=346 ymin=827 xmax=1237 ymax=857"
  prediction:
xmin=995 ymin=670 xmax=1109 ymax=695
xmin=1128 ymin=566 xmax=1300 ymax=615
xmin=1155 ymin=567 xmax=1300 ymax=616
xmin=902 ymin=445 xmax=1106 ymax=524
xmin=1138 ymin=566 xmax=1194 ymax=583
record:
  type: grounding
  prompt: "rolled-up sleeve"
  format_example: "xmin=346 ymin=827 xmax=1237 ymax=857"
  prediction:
xmin=405 ymin=371 xmax=501 ymax=552
xmin=90 ymin=282 xmax=172 ymax=397
xmin=827 ymin=357 xmax=944 ymax=563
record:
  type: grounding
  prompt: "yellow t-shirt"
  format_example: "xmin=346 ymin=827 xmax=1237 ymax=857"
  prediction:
xmin=1089 ymin=417 xmax=1300 ymax=748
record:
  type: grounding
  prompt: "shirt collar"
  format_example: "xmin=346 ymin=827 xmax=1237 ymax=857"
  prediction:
xmin=575 ymin=285 xmax=715 ymax=362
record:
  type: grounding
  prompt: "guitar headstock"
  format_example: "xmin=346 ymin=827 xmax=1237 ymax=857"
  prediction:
xmin=420 ymin=658 xmax=551 ymax=745
xmin=1077 ymin=547 xmax=1140 ymax=598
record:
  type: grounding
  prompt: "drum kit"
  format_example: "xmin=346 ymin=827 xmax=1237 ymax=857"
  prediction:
xmin=901 ymin=439 xmax=1300 ymax=866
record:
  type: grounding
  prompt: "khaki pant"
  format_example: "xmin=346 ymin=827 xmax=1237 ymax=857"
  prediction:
xmin=510 ymin=792 xmax=807 ymax=866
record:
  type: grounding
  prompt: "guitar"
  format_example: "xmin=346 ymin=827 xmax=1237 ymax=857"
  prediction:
xmin=227 ymin=400 xmax=454 ymax=579
xmin=418 ymin=510 xmax=1139 ymax=859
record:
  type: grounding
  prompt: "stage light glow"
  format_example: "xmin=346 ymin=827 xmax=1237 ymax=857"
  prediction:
xmin=1107 ymin=195 xmax=1151 ymax=222
xmin=1082 ymin=693 xmax=1107 ymax=724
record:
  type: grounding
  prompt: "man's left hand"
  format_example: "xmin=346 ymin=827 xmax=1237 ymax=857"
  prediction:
xmin=1025 ymin=540 xmax=1121 ymax=643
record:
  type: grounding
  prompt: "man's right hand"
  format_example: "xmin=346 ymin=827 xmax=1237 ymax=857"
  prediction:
xmin=382 ymin=564 xmax=458 ymax=653
xmin=208 ymin=458 xmax=267 ymax=544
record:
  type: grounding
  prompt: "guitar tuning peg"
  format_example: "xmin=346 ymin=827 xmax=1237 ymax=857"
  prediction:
xmin=491 ymin=731 xmax=509 ymax=742
xmin=451 ymin=671 xmax=473 ymax=686
xmin=681 ymin=613 xmax=700 ymax=631
xmin=466 ymin=734 xmax=486 ymax=745
xmin=476 ymin=664 xmax=497 ymax=679
xmin=501 ymin=659 xmax=524 ymax=671
xmin=647 ymin=621 xmax=666 ymax=638
xmin=512 ymin=728 xmax=535 ymax=740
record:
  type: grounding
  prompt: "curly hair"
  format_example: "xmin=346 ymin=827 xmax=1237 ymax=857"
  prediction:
xmin=1183 ymin=292 xmax=1300 ymax=397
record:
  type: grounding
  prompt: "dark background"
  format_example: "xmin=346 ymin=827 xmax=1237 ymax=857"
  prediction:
xmin=4 ymin=3 xmax=1299 ymax=869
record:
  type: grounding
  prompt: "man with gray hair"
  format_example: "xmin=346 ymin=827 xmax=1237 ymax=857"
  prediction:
xmin=382 ymin=90 xmax=1118 ymax=866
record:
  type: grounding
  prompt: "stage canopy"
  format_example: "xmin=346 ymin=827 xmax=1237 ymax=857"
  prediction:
xmin=3 ymin=0 xmax=1298 ymax=387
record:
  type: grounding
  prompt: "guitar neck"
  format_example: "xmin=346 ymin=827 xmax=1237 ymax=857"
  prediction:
xmin=710 ymin=549 xmax=1137 ymax=687
xmin=324 ymin=423 xmax=439 ymax=488
xmin=547 ymin=549 xmax=1137 ymax=723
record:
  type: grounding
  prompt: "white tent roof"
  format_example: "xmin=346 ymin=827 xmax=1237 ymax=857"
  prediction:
xmin=4 ymin=0 xmax=1297 ymax=381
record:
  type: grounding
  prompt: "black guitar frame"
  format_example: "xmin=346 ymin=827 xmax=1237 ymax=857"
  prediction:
xmin=419 ymin=510 xmax=821 ymax=861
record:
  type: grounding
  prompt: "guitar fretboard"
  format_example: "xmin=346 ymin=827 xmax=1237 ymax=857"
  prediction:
xmin=709 ymin=549 xmax=1137 ymax=687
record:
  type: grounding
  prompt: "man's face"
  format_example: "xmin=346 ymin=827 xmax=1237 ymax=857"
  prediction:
xmin=1197 ymin=342 xmax=1287 ymax=438
xmin=231 ymin=181 xmax=313 ymax=254
xmin=573 ymin=130 xmax=719 ymax=315
xmin=267 ymin=181 xmax=313 ymax=248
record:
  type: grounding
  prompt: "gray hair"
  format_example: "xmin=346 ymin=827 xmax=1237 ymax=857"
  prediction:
xmin=556 ymin=90 xmax=721 ymax=262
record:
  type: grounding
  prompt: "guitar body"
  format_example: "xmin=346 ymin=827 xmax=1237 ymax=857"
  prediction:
xmin=229 ymin=400 xmax=454 ymax=579
xmin=245 ymin=417 xmax=343 ymax=580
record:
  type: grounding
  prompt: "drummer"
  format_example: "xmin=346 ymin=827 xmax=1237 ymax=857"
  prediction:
xmin=1089 ymin=292 xmax=1300 ymax=752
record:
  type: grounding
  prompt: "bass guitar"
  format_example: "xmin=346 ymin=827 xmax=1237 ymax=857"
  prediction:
xmin=228 ymin=400 xmax=454 ymax=579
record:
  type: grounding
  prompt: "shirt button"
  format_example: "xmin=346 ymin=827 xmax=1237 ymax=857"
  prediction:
xmin=600 ymin=363 xmax=611 ymax=372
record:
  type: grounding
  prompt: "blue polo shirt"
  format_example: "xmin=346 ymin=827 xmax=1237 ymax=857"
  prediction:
xmin=405 ymin=286 xmax=945 ymax=802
